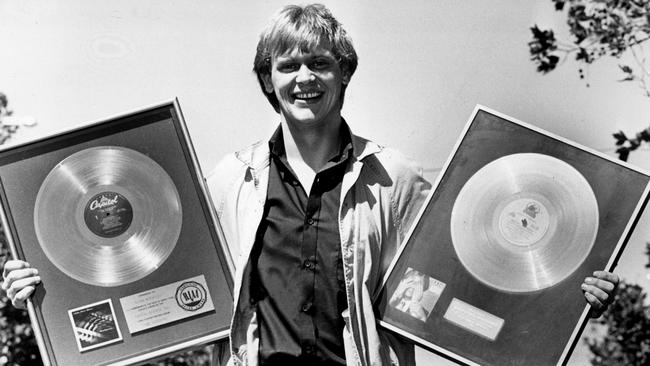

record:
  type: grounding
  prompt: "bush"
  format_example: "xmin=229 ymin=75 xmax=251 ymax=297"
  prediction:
xmin=0 ymin=240 xmax=42 ymax=366
xmin=586 ymin=281 xmax=650 ymax=366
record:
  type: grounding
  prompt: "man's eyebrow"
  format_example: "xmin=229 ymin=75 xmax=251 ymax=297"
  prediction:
xmin=274 ymin=55 xmax=295 ymax=62
xmin=274 ymin=58 xmax=292 ymax=66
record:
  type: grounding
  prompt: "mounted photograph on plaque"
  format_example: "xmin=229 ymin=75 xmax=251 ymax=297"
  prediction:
xmin=0 ymin=99 xmax=234 ymax=366
xmin=376 ymin=106 xmax=650 ymax=366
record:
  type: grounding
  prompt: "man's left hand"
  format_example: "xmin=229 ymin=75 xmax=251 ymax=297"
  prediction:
xmin=582 ymin=270 xmax=619 ymax=318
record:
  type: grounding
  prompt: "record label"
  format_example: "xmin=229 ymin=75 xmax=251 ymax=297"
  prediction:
xmin=83 ymin=192 xmax=133 ymax=238
xmin=498 ymin=198 xmax=549 ymax=246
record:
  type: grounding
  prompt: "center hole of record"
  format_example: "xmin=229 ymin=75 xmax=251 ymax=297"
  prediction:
xmin=84 ymin=191 xmax=133 ymax=238
xmin=498 ymin=198 xmax=549 ymax=247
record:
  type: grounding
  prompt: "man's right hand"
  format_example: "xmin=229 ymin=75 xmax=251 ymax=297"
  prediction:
xmin=1 ymin=260 xmax=40 ymax=309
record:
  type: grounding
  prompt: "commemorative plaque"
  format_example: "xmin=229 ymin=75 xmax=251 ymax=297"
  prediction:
xmin=0 ymin=99 xmax=234 ymax=366
xmin=376 ymin=106 xmax=650 ymax=366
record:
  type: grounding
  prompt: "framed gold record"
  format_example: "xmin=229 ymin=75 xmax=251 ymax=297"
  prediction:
xmin=0 ymin=99 xmax=234 ymax=366
xmin=376 ymin=106 xmax=650 ymax=366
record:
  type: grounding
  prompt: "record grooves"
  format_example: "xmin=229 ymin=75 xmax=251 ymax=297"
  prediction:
xmin=34 ymin=146 xmax=182 ymax=287
xmin=449 ymin=153 xmax=599 ymax=293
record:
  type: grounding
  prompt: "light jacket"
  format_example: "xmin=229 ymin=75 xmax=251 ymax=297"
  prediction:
xmin=206 ymin=130 xmax=431 ymax=366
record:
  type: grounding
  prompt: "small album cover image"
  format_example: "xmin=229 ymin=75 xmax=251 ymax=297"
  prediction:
xmin=389 ymin=267 xmax=446 ymax=322
xmin=68 ymin=299 xmax=123 ymax=352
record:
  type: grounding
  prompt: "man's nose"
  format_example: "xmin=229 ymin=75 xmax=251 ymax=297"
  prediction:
xmin=296 ymin=64 xmax=315 ymax=84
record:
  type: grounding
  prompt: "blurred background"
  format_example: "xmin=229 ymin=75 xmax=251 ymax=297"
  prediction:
xmin=1 ymin=0 xmax=649 ymax=365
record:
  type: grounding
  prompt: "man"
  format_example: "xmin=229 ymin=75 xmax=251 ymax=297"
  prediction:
xmin=3 ymin=4 xmax=619 ymax=366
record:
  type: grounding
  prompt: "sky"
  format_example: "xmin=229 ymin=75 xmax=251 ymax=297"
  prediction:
xmin=1 ymin=1 xmax=650 ymax=365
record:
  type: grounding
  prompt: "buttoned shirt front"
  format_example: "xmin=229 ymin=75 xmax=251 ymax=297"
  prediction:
xmin=252 ymin=127 xmax=351 ymax=365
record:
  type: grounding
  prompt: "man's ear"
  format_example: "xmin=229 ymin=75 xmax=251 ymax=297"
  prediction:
xmin=342 ymin=70 xmax=351 ymax=85
xmin=261 ymin=73 xmax=274 ymax=93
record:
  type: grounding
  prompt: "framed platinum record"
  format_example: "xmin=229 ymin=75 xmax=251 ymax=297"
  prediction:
xmin=376 ymin=105 xmax=650 ymax=366
xmin=0 ymin=99 xmax=234 ymax=366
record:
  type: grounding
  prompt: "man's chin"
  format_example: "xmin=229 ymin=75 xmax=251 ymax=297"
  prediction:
xmin=284 ymin=111 xmax=319 ymax=125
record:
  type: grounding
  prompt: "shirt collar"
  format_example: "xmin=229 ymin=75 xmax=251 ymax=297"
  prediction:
xmin=234 ymin=120 xmax=383 ymax=172
xmin=268 ymin=120 xmax=354 ymax=166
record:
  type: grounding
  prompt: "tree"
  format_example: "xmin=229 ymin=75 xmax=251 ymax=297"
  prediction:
xmin=0 ymin=93 xmax=213 ymax=365
xmin=529 ymin=2 xmax=650 ymax=364
xmin=586 ymin=282 xmax=650 ymax=365
xmin=528 ymin=0 xmax=650 ymax=161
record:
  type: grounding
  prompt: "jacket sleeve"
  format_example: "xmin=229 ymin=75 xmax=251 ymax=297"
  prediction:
xmin=390 ymin=149 xmax=431 ymax=243
xmin=376 ymin=148 xmax=432 ymax=366
xmin=210 ymin=340 xmax=232 ymax=366
xmin=205 ymin=154 xmax=246 ymax=263
xmin=376 ymin=147 xmax=432 ymax=281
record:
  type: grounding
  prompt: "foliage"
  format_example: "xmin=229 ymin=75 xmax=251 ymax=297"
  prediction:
xmin=0 ymin=92 xmax=213 ymax=365
xmin=529 ymin=0 xmax=650 ymax=160
xmin=529 ymin=24 xmax=561 ymax=73
xmin=0 ymin=244 xmax=42 ymax=366
xmin=612 ymin=127 xmax=650 ymax=161
xmin=0 ymin=93 xmax=20 ymax=146
xmin=529 ymin=0 xmax=650 ymax=90
xmin=586 ymin=281 xmax=650 ymax=365
xmin=529 ymin=4 xmax=650 ymax=365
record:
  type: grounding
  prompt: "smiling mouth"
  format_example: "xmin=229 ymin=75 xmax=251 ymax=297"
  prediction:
xmin=293 ymin=91 xmax=323 ymax=100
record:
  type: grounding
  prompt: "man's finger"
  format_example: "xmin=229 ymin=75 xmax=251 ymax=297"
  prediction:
xmin=11 ymin=285 xmax=35 ymax=310
xmin=4 ymin=275 xmax=40 ymax=303
xmin=592 ymin=271 xmax=619 ymax=285
xmin=2 ymin=268 xmax=39 ymax=291
xmin=584 ymin=277 xmax=615 ymax=294
xmin=582 ymin=283 xmax=609 ymax=303
xmin=584 ymin=291 xmax=605 ymax=316
xmin=2 ymin=260 xmax=31 ymax=278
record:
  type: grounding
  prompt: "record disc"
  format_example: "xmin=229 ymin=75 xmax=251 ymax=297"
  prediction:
xmin=449 ymin=153 xmax=598 ymax=293
xmin=34 ymin=146 xmax=182 ymax=287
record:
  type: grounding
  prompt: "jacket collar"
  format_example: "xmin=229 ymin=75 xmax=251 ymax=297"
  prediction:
xmin=234 ymin=139 xmax=269 ymax=172
xmin=350 ymin=133 xmax=382 ymax=162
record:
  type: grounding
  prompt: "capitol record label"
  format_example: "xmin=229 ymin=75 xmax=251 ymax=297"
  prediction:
xmin=119 ymin=275 xmax=215 ymax=334
xmin=84 ymin=191 xmax=133 ymax=238
xmin=498 ymin=198 xmax=549 ymax=246
xmin=443 ymin=298 xmax=504 ymax=341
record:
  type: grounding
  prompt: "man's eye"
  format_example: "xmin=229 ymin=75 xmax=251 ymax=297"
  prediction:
xmin=279 ymin=63 xmax=299 ymax=72
xmin=312 ymin=60 xmax=330 ymax=69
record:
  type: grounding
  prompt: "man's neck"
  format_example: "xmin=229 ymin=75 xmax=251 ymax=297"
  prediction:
xmin=281 ymin=116 xmax=342 ymax=194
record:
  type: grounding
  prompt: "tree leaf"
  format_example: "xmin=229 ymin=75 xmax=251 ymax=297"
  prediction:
xmin=613 ymin=130 xmax=628 ymax=145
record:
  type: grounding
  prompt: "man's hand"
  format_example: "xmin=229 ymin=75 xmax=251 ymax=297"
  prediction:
xmin=1 ymin=259 xmax=40 ymax=309
xmin=582 ymin=270 xmax=619 ymax=318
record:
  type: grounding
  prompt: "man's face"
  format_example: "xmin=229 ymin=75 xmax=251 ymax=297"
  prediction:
xmin=263 ymin=45 xmax=349 ymax=128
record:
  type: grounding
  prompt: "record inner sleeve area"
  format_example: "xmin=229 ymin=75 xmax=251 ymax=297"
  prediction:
xmin=376 ymin=108 xmax=650 ymax=366
xmin=0 ymin=102 xmax=233 ymax=366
